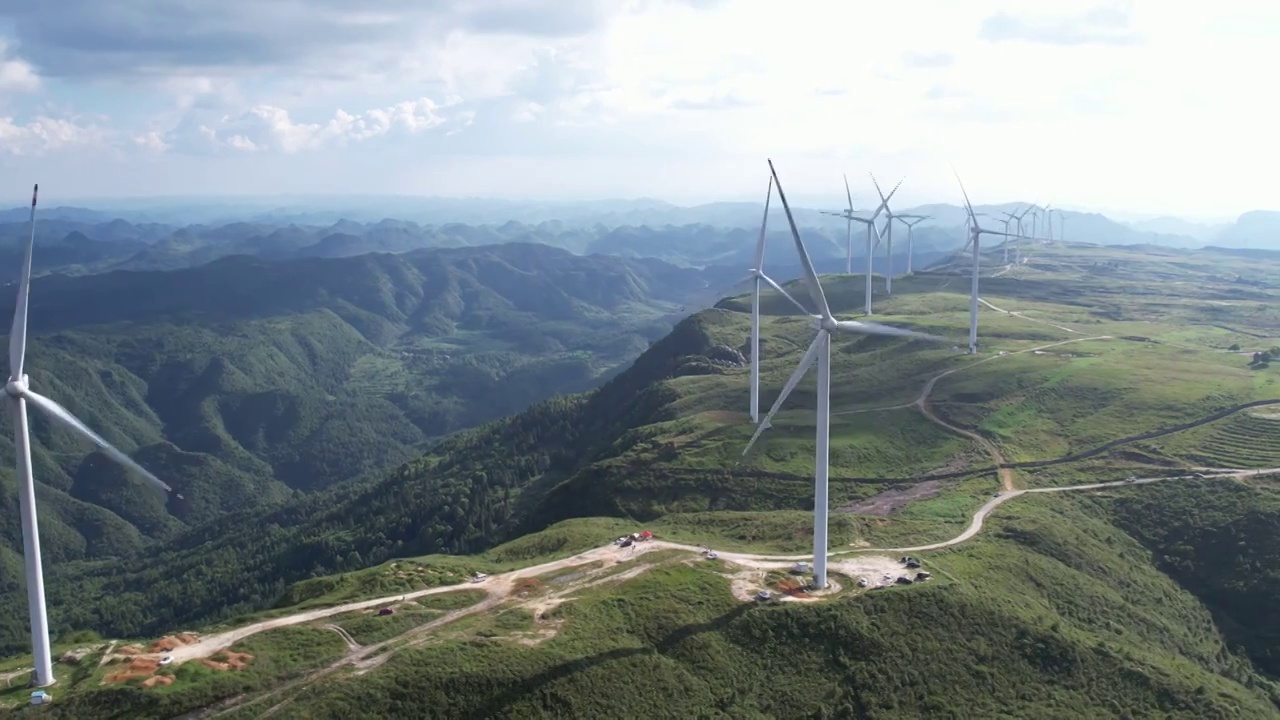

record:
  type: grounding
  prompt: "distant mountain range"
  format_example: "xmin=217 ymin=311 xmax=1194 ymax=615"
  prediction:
xmin=0 ymin=215 xmax=959 ymax=280
xmin=4 ymin=195 xmax=1276 ymax=258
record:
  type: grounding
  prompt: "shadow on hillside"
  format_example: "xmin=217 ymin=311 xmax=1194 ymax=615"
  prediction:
xmin=470 ymin=602 xmax=756 ymax=717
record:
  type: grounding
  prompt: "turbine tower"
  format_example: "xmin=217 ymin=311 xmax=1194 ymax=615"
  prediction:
xmin=1000 ymin=211 xmax=1018 ymax=264
xmin=6 ymin=185 xmax=176 ymax=688
xmin=822 ymin=180 xmax=899 ymax=316
xmin=745 ymin=160 xmax=944 ymax=590
xmin=954 ymin=173 xmax=1017 ymax=355
xmin=896 ymin=214 xmax=930 ymax=275
xmin=824 ymin=174 xmax=855 ymax=274
xmin=1011 ymin=205 xmax=1033 ymax=264
xmin=745 ymin=176 xmax=808 ymax=424
xmin=869 ymin=174 xmax=903 ymax=295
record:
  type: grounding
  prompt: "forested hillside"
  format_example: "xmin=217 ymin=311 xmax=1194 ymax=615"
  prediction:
xmin=0 ymin=243 xmax=724 ymax=613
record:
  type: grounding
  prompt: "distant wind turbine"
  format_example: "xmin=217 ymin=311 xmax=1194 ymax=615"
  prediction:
xmin=744 ymin=160 xmax=946 ymax=590
xmin=954 ymin=172 xmax=1018 ymax=354
xmin=999 ymin=209 xmax=1023 ymax=264
xmin=6 ymin=185 xmax=177 ymax=688
xmin=822 ymin=177 xmax=900 ymax=315
xmin=895 ymin=214 xmax=930 ymax=275
xmin=869 ymin=174 xmax=903 ymax=295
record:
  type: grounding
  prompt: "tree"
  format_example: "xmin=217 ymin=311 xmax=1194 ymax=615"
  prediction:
xmin=1229 ymin=344 xmax=1241 ymax=351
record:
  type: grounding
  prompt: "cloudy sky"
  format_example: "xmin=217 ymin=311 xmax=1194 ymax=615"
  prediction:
xmin=0 ymin=0 xmax=1272 ymax=218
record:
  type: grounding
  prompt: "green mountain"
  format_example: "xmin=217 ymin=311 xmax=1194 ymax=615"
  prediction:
xmin=6 ymin=240 xmax=1280 ymax=717
xmin=0 ymin=243 xmax=723 ymax=578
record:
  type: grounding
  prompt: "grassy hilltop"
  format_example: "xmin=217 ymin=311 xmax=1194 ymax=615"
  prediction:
xmin=7 ymin=239 xmax=1280 ymax=718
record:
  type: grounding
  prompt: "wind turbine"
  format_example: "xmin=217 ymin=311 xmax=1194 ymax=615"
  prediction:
xmin=6 ymin=185 xmax=176 ymax=688
xmin=822 ymin=179 xmax=900 ymax=315
xmin=1042 ymin=204 xmax=1054 ymax=243
xmin=954 ymin=173 xmax=1018 ymax=355
xmin=869 ymin=174 xmax=903 ymax=295
xmin=744 ymin=160 xmax=945 ymax=590
xmin=745 ymin=176 xmax=809 ymax=424
xmin=895 ymin=214 xmax=930 ymax=275
xmin=1011 ymin=205 xmax=1033 ymax=263
xmin=1000 ymin=211 xmax=1019 ymax=264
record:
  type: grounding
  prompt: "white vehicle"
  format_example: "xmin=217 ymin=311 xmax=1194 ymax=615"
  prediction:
xmin=470 ymin=573 xmax=488 ymax=583
xmin=159 ymin=655 xmax=173 ymax=666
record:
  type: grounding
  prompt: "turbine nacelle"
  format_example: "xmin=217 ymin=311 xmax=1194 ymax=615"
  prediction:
xmin=4 ymin=377 xmax=27 ymax=397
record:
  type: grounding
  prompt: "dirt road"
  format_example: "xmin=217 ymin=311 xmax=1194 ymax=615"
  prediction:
xmin=162 ymin=542 xmax=635 ymax=667
xmin=979 ymin=297 xmax=1082 ymax=334
xmin=162 ymin=462 xmax=1280 ymax=684
xmin=912 ymin=335 xmax=1112 ymax=491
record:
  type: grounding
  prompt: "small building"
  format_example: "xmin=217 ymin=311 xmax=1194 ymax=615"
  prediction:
xmin=638 ymin=531 xmax=653 ymax=541
xmin=895 ymin=576 xmax=914 ymax=585
xmin=755 ymin=590 xmax=773 ymax=602
xmin=30 ymin=690 xmax=51 ymax=705
xmin=791 ymin=562 xmax=810 ymax=575
xmin=915 ymin=571 xmax=931 ymax=581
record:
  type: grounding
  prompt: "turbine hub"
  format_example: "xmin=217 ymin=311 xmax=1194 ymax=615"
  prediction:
xmin=4 ymin=378 xmax=25 ymax=398
xmin=817 ymin=316 xmax=838 ymax=332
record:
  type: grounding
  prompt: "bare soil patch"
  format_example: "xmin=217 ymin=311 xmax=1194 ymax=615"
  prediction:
xmin=842 ymin=480 xmax=944 ymax=516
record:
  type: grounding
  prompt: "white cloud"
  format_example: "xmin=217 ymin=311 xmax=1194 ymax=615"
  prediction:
xmin=511 ymin=101 xmax=545 ymax=123
xmin=0 ymin=115 xmax=105 ymax=155
xmin=178 ymin=97 xmax=448 ymax=154
xmin=0 ymin=40 xmax=40 ymax=92
xmin=131 ymin=130 xmax=171 ymax=153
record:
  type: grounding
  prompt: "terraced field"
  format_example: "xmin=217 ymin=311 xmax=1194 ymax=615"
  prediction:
xmin=1156 ymin=411 xmax=1280 ymax=468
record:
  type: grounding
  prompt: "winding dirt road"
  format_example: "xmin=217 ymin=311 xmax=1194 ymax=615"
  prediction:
xmin=912 ymin=335 xmax=1111 ymax=491
xmin=979 ymin=297 xmax=1082 ymax=334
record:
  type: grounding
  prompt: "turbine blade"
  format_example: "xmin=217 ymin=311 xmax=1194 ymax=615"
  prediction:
xmin=754 ymin=176 xmax=772 ymax=270
xmin=759 ymin=273 xmax=812 ymax=316
xmin=951 ymin=165 xmax=977 ymax=223
xmin=870 ymin=173 xmax=887 ymax=205
xmin=20 ymin=389 xmax=172 ymax=494
xmin=884 ymin=177 xmax=903 ymax=206
xmin=9 ymin=184 xmax=37 ymax=380
xmin=743 ymin=333 xmax=823 ymax=456
xmin=833 ymin=320 xmax=948 ymax=342
xmin=767 ymin=159 xmax=833 ymax=321
xmin=843 ymin=173 xmax=853 ymax=212
xmin=874 ymin=219 xmax=888 ymax=250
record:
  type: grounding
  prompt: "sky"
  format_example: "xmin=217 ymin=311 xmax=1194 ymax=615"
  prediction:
xmin=0 ymin=0 xmax=1274 ymax=220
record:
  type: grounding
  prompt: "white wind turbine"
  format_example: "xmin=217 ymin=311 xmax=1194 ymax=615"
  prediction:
xmin=821 ymin=177 xmax=900 ymax=316
xmin=744 ymin=160 xmax=946 ymax=590
xmin=6 ymin=185 xmax=176 ymax=688
xmin=1000 ymin=210 xmax=1018 ymax=264
xmin=745 ymin=176 xmax=809 ymax=424
xmin=1011 ymin=205 xmax=1033 ymax=263
xmin=954 ymin=173 xmax=1018 ymax=355
xmin=869 ymin=174 xmax=902 ymax=294
xmin=895 ymin=215 xmax=930 ymax=275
